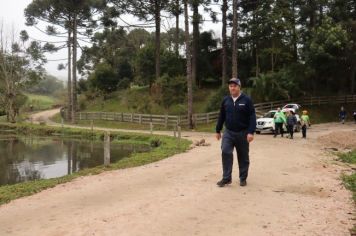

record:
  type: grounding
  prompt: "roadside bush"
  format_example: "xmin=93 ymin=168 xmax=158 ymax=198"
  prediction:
xmin=205 ymin=86 xmax=229 ymax=112
xmin=153 ymin=74 xmax=187 ymax=109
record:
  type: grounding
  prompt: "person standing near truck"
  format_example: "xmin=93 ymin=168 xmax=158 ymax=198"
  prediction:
xmin=273 ymin=108 xmax=286 ymax=138
xmin=339 ymin=106 xmax=347 ymax=124
xmin=301 ymin=110 xmax=311 ymax=139
xmin=286 ymin=110 xmax=297 ymax=139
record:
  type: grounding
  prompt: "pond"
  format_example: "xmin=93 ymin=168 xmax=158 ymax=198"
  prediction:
xmin=0 ymin=134 xmax=151 ymax=186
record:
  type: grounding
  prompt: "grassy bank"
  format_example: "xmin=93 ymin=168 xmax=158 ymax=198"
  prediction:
xmin=0 ymin=123 xmax=191 ymax=205
xmin=302 ymin=104 xmax=356 ymax=124
xmin=24 ymin=93 xmax=58 ymax=111
xmin=50 ymin=101 xmax=356 ymax=134
xmin=80 ymin=88 xmax=216 ymax=115
xmin=337 ymin=150 xmax=356 ymax=234
xmin=338 ymin=150 xmax=356 ymax=202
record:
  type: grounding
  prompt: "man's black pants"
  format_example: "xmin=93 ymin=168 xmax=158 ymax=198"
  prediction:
xmin=287 ymin=125 xmax=294 ymax=138
xmin=274 ymin=122 xmax=284 ymax=137
xmin=302 ymin=125 xmax=307 ymax=138
xmin=221 ymin=129 xmax=249 ymax=182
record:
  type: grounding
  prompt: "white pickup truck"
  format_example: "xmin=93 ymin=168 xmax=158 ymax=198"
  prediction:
xmin=256 ymin=109 xmax=301 ymax=134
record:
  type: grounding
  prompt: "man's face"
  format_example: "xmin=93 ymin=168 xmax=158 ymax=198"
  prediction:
xmin=229 ymin=83 xmax=240 ymax=97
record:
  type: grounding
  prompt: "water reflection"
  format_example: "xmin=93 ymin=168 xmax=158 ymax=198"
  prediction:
xmin=0 ymin=135 xmax=150 ymax=186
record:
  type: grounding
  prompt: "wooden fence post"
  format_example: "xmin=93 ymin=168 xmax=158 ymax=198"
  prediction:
xmin=104 ymin=132 xmax=110 ymax=167
xmin=178 ymin=126 xmax=181 ymax=148
xmin=150 ymin=122 xmax=153 ymax=135
xmin=61 ymin=118 xmax=64 ymax=136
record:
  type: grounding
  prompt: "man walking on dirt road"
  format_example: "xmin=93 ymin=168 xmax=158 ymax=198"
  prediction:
xmin=215 ymin=78 xmax=256 ymax=187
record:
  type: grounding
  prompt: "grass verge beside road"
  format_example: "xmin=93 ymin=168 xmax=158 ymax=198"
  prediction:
xmin=337 ymin=150 xmax=356 ymax=235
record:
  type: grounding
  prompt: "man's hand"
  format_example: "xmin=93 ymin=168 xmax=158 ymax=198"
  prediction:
xmin=216 ymin=132 xmax=221 ymax=141
xmin=247 ymin=134 xmax=254 ymax=143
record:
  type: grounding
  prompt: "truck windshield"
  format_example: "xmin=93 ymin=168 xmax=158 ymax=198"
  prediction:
xmin=263 ymin=112 xmax=275 ymax=118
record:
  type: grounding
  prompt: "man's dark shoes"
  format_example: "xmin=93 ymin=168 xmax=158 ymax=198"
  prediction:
xmin=240 ymin=180 xmax=247 ymax=187
xmin=217 ymin=179 xmax=232 ymax=187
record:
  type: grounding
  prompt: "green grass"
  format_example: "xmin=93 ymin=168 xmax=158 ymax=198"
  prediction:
xmin=0 ymin=122 xmax=191 ymax=205
xmin=24 ymin=93 xmax=57 ymax=111
xmin=342 ymin=172 xmax=356 ymax=235
xmin=342 ymin=173 xmax=356 ymax=202
xmin=337 ymin=150 xmax=356 ymax=234
xmin=301 ymin=104 xmax=356 ymax=124
xmin=80 ymin=88 xmax=216 ymax=115
xmin=337 ymin=151 xmax=356 ymax=201
xmin=338 ymin=151 xmax=356 ymax=164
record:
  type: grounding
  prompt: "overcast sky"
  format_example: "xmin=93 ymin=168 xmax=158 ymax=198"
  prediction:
xmin=0 ymin=0 xmax=223 ymax=80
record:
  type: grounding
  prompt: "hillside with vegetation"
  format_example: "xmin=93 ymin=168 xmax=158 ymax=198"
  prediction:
xmin=0 ymin=0 xmax=354 ymax=127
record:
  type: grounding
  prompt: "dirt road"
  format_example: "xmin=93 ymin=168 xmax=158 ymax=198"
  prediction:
xmin=0 ymin=111 xmax=355 ymax=235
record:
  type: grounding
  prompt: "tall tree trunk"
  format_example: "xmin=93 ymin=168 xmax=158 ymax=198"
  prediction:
xmin=192 ymin=1 xmax=199 ymax=87
xmin=252 ymin=9 xmax=259 ymax=77
xmin=72 ymin=142 xmax=77 ymax=173
xmin=155 ymin=0 xmax=161 ymax=80
xmin=291 ymin=0 xmax=298 ymax=61
xmin=221 ymin=0 xmax=228 ymax=86
xmin=7 ymin=94 xmax=16 ymax=123
xmin=71 ymin=15 xmax=78 ymax=124
xmin=308 ymin=0 xmax=316 ymax=29
xmin=255 ymin=42 xmax=260 ymax=77
xmin=319 ymin=3 xmax=323 ymax=26
xmin=67 ymin=141 xmax=72 ymax=175
xmin=67 ymin=26 xmax=72 ymax=121
xmin=184 ymin=0 xmax=193 ymax=129
xmin=350 ymin=60 xmax=356 ymax=94
xmin=232 ymin=0 xmax=238 ymax=78
xmin=175 ymin=0 xmax=180 ymax=56
xmin=271 ymin=40 xmax=275 ymax=73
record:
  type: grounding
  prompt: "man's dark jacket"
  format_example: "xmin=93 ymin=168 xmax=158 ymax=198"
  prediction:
xmin=216 ymin=93 xmax=256 ymax=134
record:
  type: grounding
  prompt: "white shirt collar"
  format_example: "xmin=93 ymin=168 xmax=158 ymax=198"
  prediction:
xmin=231 ymin=93 xmax=242 ymax=102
